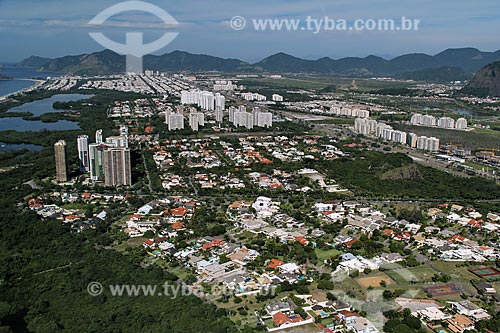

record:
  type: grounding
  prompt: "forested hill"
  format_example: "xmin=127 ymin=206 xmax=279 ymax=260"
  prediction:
xmin=462 ymin=61 xmax=500 ymax=97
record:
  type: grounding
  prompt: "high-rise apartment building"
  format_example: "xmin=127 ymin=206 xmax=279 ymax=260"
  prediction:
xmin=455 ymin=118 xmax=468 ymax=130
xmin=89 ymin=143 xmax=108 ymax=181
xmin=54 ymin=140 xmax=68 ymax=182
xmin=168 ymin=113 xmax=185 ymax=131
xmin=215 ymin=93 xmax=225 ymax=111
xmin=104 ymin=148 xmax=132 ymax=187
xmin=77 ymin=135 xmax=89 ymax=172
xmin=189 ymin=112 xmax=205 ymax=131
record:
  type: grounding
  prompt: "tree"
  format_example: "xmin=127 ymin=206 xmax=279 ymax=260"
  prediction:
xmin=317 ymin=280 xmax=334 ymax=290
xmin=383 ymin=290 xmax=394 ymax=300
xmin=294 ymin=307 xmax=307 ymax=320
xmin=143 ymin=230 xmax=155 ymax=239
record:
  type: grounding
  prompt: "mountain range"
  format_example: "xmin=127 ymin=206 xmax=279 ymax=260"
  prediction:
xmin=16 ymin=48 xmax=500 ymax=80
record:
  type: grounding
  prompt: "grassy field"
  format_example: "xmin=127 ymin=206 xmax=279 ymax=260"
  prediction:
xmin=242 ymin=77 xmax=330 ymax=90
xmin=429 ymin=262 xmax=478 ymax=281
xmin=309 ymin=118 xmax=355 ymax=125
xmin=168 ymin=266 xmax=191 ymax=280
xmin=475 ymin=128 xmax=500 ymax=137
xmin=113 ymin=237 xmax=145 ymax=252
xmin=385 ymin=266 xmax=437 ymax=286
xmin=464 ymin=161 xmax=487 ymax=171
xmin=241 ymin=76 xmax=416 ymax=92
xmin=60 ymin=203 xmax=91 ymax=212
xmin=393 ymin=124 xmax=500 ymax=150
xmin=345 ymin=79 xmax=415 ymax=92
xmin=315 ymin=248 xmax=341 ymax=262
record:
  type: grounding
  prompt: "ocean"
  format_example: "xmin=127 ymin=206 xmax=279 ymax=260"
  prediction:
xmin=0 ymin=66 xmax=60 ymax=98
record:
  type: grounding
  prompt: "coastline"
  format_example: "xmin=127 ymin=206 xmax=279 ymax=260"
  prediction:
xmin=0 ymin=78 xmax=45 ymax=100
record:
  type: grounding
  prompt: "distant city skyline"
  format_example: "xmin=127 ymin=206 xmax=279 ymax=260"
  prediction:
xmin=1 ymin=0 xmax=500 ymax=63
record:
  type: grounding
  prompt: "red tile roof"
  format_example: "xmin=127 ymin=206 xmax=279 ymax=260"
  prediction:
xmin=268 ymin=259 xmax=285 ymax=269
xmin=171 ymin=222 xmax=185 ymax=230
xmin=343 ymin=239 xmax=359 ymax=249
xmin=272 ymin=312 xmax=303 ymax=327
xmin=170 ymin=207 xmax=188 ymax=217
xmin=295 ymin=237 xmax=308 ymax=245
xmin=383 ymin=229 xmax=394 ymax=236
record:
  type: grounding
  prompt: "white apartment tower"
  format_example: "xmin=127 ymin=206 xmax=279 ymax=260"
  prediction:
xmin=354 ymin=118 xmax=370 ymax=135
xmin=272 ymin=94 xmax=284 ymax=102
xmin=77 ymin=135 xmax=90 ymax=173
xmin=215 ymin=93 xmax=225 ymax=111
xmin=410 ymin=114 xmax=423 ymax=125
xmin=95 ymin=129 xmax=103 ymax=144
xmin=421 ymin=115 xmax=436 ymax=127
xmin=189 ymin=112 xmax=205 ymax=131
xmin=228 ymin=106 xmax=236 ymax=122
xmin=437 ymin=117 xmax=455 ymax=129
xmin=168 ymin=113 xmax=185 ymax=131
xmin=215 ymin=109 xmax=224 ymax=122
xmin=455 ymin=118 xmax=468 ymax=130
xmin=257 ymin=112 xmax=273 ymax=128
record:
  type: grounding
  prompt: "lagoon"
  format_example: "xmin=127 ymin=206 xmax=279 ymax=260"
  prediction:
xmin=0 ymin=117 xmax=80 ymax=131
xmin=7 ymin=93 xmax=93 ymax=117
xmin=0 ymin=142 xmax=43 ymax=152
xmin=0 ymin=94 xmax=93 ymax=132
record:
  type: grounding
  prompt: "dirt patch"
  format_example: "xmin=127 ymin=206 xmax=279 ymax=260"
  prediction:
xmin=356 ymin=273 xmax=396 ymax=289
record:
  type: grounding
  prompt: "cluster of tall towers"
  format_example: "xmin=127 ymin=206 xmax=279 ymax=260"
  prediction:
xmin=54 ymin=125 xmax=132 ymax=187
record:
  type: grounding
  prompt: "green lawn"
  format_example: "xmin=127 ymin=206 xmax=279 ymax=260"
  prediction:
xmin=246 ymin=77 xmax=330 ymax=90
xmin=464 ymin=161 xmax=488 ymax=171
xmin=385 ymin=266 xmax=437 ymax=286
xmin=113 ymin=237 xmax=145 ymax=252
xmin=168 ymin=266 xmax=191 ymax=280
xmin=315 ymin=248 xmax=341 ymax=262
xmin=60 ymin=203 xmax=91 ymax=211
xmin=429 ymin=262 xmax=478 ymax=281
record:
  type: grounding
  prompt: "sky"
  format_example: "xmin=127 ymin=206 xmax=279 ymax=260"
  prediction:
xmin=0 ymin=0 xmax=499 ymax=63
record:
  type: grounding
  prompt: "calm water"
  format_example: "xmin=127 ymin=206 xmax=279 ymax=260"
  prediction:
xmin=0 ymin=142 xmax=43 ymax=152
xmin=0 ymin=94 xmax=93 ymax=132
xmin=0 ymin=66 xmax=61 ymax=98
xmin=451 ymin=109 xmax=474 ymax=116
xmin=0 ymin=79 xmax=37 ymax=98
xmin=8 ymin=94 xmax=93 ymax=116
xmin=0 ymin=118 xmax=80 ymax=131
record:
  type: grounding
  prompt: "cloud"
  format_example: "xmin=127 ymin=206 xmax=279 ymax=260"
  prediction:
xmin=1 ymin=0 xmax=500 ymax=62
xmin=45 ymin=19 xmax=178 ymax=29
